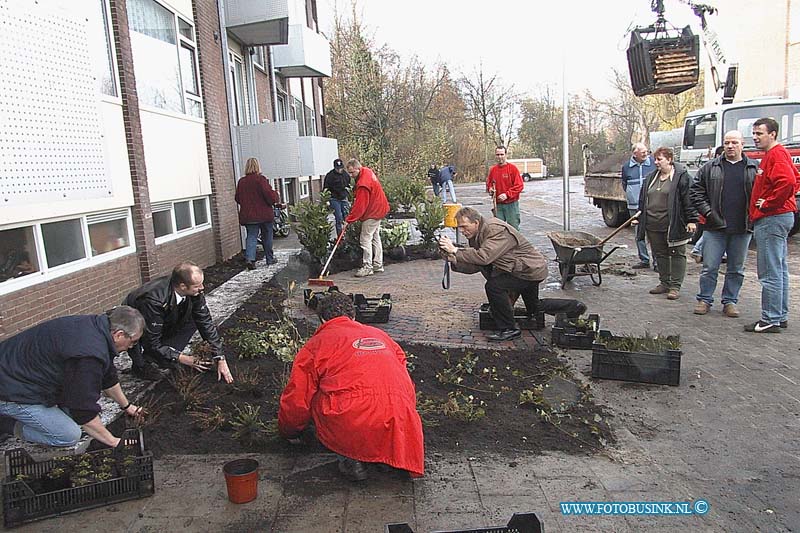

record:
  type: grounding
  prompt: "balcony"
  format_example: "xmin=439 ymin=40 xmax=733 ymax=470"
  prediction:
xmin=271 ymin=24 xmax=332 ymax=78
xmin=225 ymin=0 xmax=289 ymax=46
xmin=235 ymin=122 xmax=339 ymax=178
xmin=298 ymin=135 xmax=339 ymax=176
xmin=235 ymin=121 xmax=300 ymax=178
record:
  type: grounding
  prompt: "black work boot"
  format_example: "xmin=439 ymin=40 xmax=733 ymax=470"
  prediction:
xmin=338 ymin=457 xmax=368 ymax=482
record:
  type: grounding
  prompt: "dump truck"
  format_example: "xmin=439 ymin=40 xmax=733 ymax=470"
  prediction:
xmin=581 ymin=147 xmax=629 ymax=227
xmin=507 ymin=158 xmax=546 ymax=181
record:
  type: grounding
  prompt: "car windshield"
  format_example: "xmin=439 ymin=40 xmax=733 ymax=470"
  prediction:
xmin=723 ymin=104 xmax=800 ymax=147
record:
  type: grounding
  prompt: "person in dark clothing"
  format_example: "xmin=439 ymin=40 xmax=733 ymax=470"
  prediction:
xmin=124 ymin=262 xmax=234 ymax=383
xmin=323 ymin=158 xmax=351 ymax=236
xmin=690 ymin=131 xmax=757 ymax=318
xmin=427 ymin=163 xmax=441 ymax=198
xmin=0 ymin=306 xmax=145 ymax=447
xmin=236 ymin=157 xmax=280 ymax=269
xmin=635 ymin=147 xmax=698 ymax=300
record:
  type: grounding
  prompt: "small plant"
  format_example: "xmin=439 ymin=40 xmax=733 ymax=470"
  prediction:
xmin=169 ymin=368 xmax=211 ymax=410
xmin=228 ymin=329 xmax=271 ymax=359
xmin=415 ymin=392 xmax=441 ymax=427
xmin=603 ymin=332 xmax=680 ymax=353
xmin=13 ymin=473 xmax=31 ymax=483
xmin=47 ymin=467 xmax=66 ymax=480
xmin=415 ymin=197 xmax=446 ymax=250
xmin=291 ymin=190 xmax=333 ymax=262
xmin=271 ymin=364 xmax=291 ymax=400
xmin=189 ymin=406 xmax=226 ymax=431
xmin=436 ymin=351 xmax=479 ymax=385
xmin=405 ymin=352 xmax=417 ymax=373
xmin=384 ymin=176 xmax=426 ymax=213
xmin=235 ymin=367 xmax=262 ymax=389
xmin=230 ymin=403 xmax=267 ymax=444
xmin=441 ymin=391 xmax=486 ymax=421
xmin=127 ymin=392 xmax=166 ymax=429
xmin=519 ymin=386 xmax=547 ymax=407
xmin=380 ymin=221 xmax=410 ymax=249
xmin=262 ymin=315 xmax=305 ymax=363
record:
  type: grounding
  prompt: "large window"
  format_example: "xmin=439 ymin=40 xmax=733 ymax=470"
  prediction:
xmin=252 ymin=46 xmax=266 ymax=71
xmin=229 ymin=53 xmax=250 ymax=125
xmin=151 ymin=197 xmax=211 ymax=243
xmin=128 ymin=0 xmax=203 ymax=117
xmin=0 ymin=210 xmax=134 ymax=293
xmin=94 ymin=0 xmax=117 ymax=97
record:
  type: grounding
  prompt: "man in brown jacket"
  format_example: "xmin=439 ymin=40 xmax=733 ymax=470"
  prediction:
xmin=439 ymin=207 xmax=549 ymax=341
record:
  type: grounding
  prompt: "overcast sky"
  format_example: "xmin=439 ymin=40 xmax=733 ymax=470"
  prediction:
xmin=319 ymin=0 xmax=700 ymax=100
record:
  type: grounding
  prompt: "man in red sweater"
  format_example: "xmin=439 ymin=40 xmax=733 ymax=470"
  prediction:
xmin=344 ymin=158 xmax=390 ymax=277
xmin=486 ymin=145 xmax=524 ymax=230
xmin=278 ymin=291 xmax=424 ymax=481
xmin=745 ymin=117 xmax=800 ymax=333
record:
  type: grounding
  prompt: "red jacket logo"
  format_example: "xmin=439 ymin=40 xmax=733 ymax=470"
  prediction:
xmin=352 ymin=338 xmax=386 ymax=351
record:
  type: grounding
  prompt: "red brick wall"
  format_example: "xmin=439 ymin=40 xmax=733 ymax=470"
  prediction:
xmin=193 ymin=0 xmax=241 ymax=262
xmin=0 ymin=255 xmax=141 ymax=340
xmin=155 ymin=229 xmax=218 ymax=277
xmin=255 ymin=67 xmax=273 ymax=123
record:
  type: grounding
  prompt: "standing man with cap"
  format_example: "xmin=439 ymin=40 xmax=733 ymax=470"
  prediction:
xmin=622 ymin=143 xmax=655 ymax=269
xmin=486 ymin=146 xmax=524 ymax=230
xmin=324 ymin=158 xmax=351 ymax=236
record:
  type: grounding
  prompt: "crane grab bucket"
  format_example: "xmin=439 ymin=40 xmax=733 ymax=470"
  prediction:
xmin=627 ymin=25 xmax=700 ymax=96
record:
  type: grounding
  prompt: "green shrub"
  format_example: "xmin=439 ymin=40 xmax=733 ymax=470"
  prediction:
xmin=383 ymin=176 xmax=426 ymax=213
xmin=290 ymin=190 xmax=333 ymax=262
xmin=415 ymin=197 xmax=445 ymax=250
xmin=380 ymin=221 xmax=410 ymax=249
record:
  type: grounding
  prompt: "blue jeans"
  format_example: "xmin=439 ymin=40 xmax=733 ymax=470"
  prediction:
xmin=245 ymin=222 xmax=274 ymax=263
xmin=0 ymin=401 xmax=81 ymax=447
xmin=440 ymin=180 xmax=457 ymax=203
xmin=329 ymin=198 xmax=350 ymax=235
xmin=754 ymin=213 xmax=793 ymax=324
xmin=432 ymin=182 xmax=441 ymax=198
xmin=629 ymin=209 xmax=650 ymax=264
xmin=696 ymin=230 xmax=751 ymax=306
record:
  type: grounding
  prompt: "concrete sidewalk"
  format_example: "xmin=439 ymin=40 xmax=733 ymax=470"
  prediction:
xmin=6 ymin=180 xmax=799 ymax=532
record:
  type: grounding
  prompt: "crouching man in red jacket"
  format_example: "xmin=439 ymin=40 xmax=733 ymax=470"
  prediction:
xmin=278 ymin=292 xmax=424 ymax=481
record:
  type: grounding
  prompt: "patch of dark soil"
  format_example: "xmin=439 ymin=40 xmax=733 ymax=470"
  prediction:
xmin=202 ymin=252 xmax=247 ymax=293
xmin=326 ymin=243 xmax=439 ymax=276
xmin=118 ymin=276 xmax=614 ymax=459
xmin=385 ymin=211 xmax=417 ymax=220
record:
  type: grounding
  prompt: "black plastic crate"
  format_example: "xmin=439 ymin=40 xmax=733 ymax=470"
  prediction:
xmin=591 ymin=330 xmax=681 ymax=386
xmin=551 ymin=313 xmax=599 ymax=350
xmin=352 ymin=293 xmax=392 ymax=323
xmin=2 ymin=429 xmax=155 ymax=528
xmin=386 ymin=512 xmax=543 ymax=533
xmin=478 ymin=303 xmax=545 ymax=331
xmin=303 ymin=285 xmax=340 ymax=310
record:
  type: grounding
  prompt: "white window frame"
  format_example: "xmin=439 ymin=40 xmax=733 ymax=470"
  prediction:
xmin=152 ymin=196 xmax=212 ymax=244
xmin=252 ymin=46 xmax=266 ymax=71
xmin=299 ymin=177 xmax=310 ymax=198
xmin=229 ymin=51 xmax=249 ymax=125
xmin=98 ymin=0 xmax=121 ymax=101
xmin=177 ymin=15 xmax=203 ymax=118
xmin=0 ymin=209 xmax=136 ymax=296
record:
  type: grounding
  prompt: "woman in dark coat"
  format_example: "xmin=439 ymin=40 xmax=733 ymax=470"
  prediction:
xmin=635 ymin=147 xmax=698 ymax=300
xmin=235 ymin=158 xmax=280 ymax=269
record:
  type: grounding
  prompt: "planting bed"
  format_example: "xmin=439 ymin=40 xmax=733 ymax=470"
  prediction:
xmin=113 ymin=279 xmax=614 ymax=458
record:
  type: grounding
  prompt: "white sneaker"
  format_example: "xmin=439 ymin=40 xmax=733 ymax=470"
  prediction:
xmin=354 ymin=266 xmax=374 ymax=277
xmin=373 ymin=266 xmax=385 ymax=273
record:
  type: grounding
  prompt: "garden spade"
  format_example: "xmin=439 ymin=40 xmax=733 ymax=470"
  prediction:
xmin=597 ymin=210 xmax=640 ymax=247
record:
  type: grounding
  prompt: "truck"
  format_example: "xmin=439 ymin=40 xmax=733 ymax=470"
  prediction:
xmin=507 ymin=158 xmax=546 ymax=181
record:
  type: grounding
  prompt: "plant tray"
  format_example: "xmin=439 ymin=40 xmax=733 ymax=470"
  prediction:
xmin=2 ymin=430 xmax=155 ymax=528
xmin=385 ymin=512 xmax=543 ymax=533
xmin=352 ymin=293 xmax=392 ymax=324
xmin=478 ymin=304 xmax=545 ymax=331
xmin=591 ymin=330 xmax=681 ymax=386
xmin=551 ymin=313 xmax=600 ymax=349
xmin=303 ymin=286 xmax=340 ymax=310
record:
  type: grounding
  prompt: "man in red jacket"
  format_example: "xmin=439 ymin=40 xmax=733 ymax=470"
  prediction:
xmin=278 ymin=291 xmax=424 ymax=481
xmin=486 ymin=146 xmax=524 ymax=230
xmin=344 ymin=158 xmax=390 ymax=277
xmin=745 ymin=117 xmax=800 ymax=333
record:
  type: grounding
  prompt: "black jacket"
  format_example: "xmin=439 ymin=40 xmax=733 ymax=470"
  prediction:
xmin=124 ymin=276 xmax=222 ymax=361
xmin=427 ymin=166 xmax=440 ymax=185
xmin=636 ymin=163 xmax=699 ymax=245
xmin=689 ymin=155 xmax=757 ymax=232
xmin=323 ymin=168 xmax=351 ymax=200
xmin=0 ymin=315 xmax=118 ymax=423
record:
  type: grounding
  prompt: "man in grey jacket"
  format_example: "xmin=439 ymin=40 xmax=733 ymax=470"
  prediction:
xmin=689 ymin=131 xmax=756 ymax=318
xmin=438 ymin=207 xmax=548 ymax=341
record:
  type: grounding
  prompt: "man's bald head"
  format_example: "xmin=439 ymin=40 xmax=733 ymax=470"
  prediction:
xmin=723 ymin=130 xmax=743 ymax=162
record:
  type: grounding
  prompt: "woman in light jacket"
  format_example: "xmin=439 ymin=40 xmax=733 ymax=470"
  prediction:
xmin=235 ymin=158 xmax=280 ymax=269
xmin=635 ymin=147 xmax=698 ymax=300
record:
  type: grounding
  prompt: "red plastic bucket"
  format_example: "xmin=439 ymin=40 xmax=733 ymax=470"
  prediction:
xmin=223 ymin=459 xmax=259 ymax=504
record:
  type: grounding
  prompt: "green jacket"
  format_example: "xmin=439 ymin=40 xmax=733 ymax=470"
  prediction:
xmin=451 ymin=217 xmax=548 ymax=282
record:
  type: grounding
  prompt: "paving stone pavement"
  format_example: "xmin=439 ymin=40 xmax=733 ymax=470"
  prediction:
xmin=6 ymin=180 xmax=799 ymax=532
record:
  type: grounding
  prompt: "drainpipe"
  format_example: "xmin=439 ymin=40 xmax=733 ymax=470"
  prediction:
xmin=268 ymin=45 xmax=283 ymax=197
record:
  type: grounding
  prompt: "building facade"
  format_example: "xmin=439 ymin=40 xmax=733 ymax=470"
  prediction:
xmin=0 ymin=0 xmax=336 ymax=339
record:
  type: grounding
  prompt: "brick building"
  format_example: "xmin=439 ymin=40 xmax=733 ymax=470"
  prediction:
xmin=0 ymin=0 xmax=336 ymax=339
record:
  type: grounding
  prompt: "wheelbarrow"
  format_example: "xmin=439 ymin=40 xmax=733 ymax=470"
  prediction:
xmin=547 ymin=231 xmax=627 ymax=288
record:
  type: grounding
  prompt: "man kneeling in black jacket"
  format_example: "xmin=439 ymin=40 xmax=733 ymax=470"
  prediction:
xmin=0 ymin=306 xmax=145 ymax=447
xmin=124 ymin=262 xmax=233 ymax=383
